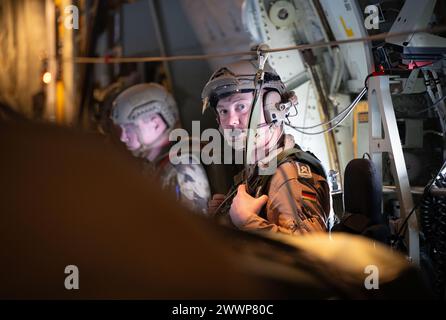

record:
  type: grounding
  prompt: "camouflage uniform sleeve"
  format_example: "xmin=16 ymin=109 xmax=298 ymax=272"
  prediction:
xmin=175 ymin=163 xmax=211 ymax=215
xmin=239 ymin=161 xmax=330 ymax=235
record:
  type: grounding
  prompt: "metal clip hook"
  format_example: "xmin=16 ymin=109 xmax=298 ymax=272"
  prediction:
xmin=255 ymin=43 xmax=270 ymax=82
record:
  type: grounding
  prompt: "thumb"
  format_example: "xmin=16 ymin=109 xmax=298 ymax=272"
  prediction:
xmin=253 ymin=194 xmax=268 ymax=211
xmin=237 ymin=184 xmax=247 ymax=195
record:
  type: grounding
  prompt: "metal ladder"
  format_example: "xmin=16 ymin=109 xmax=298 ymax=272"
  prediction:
xmin=368 ymin=75 xmax=420 ymax=265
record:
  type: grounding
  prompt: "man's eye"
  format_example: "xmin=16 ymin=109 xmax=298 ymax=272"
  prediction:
xmin=218 ymin=109 xmax=227 ymax=116
xmin=236 ymin=103 xmax=247 ymax=111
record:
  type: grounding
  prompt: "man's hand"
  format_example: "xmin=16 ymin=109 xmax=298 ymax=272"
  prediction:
xmin=229 ymin=184 xmax=268 ymax=228
xmin=208 ymin=194 xmax=226 ymax=215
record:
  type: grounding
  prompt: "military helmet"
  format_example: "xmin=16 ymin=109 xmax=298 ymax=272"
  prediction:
xmin=201 ymin=59 xmax=286 ymax=112
xmin=111 ymin=83 xmax=179 ymax=130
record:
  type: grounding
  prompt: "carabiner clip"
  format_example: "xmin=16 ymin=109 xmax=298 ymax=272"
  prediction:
xmin=255 ymin=44 xmax=270 ymax=83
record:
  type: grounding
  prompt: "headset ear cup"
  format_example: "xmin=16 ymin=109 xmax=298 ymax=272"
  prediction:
xmin=262 ymin=91 xmax=271 ymax=123
xmin=263 ymin=91 xmax=282 ymax=124
xmin=264 ymin=91 xmax=281 ymax=105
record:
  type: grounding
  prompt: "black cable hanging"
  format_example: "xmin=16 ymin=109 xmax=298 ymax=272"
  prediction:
xmin=420 ymin=173 xmax=446 ymax=299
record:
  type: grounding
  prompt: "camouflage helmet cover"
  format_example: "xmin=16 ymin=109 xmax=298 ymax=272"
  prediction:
xmin=112 ymin=83 xmax=179 ymax=130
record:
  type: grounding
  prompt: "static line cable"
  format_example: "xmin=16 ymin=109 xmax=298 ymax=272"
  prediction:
xmin=71 ymin=25 xmax=446 ymax=64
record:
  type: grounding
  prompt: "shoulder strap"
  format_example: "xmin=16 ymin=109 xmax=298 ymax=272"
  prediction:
xmin=281 ymin=147 xmax=327 ymax=179
xmin=248 ymin=147 xmax=324 ymax=197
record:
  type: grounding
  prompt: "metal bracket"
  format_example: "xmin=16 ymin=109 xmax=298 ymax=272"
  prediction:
xmin=255 ymin=43 xmax=270 ymax=82
xmin=402 ymin=68 xmax=420 ymax=94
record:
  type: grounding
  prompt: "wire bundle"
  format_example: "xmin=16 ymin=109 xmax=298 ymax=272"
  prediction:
xmin=420 ymin=174 xmax=446 ymax=299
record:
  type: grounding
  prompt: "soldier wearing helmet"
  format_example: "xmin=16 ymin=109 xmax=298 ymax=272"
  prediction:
xmin=112 ymin=83 xmax=210 ymax=214
xmin=203 ymin=59 xmax=331 ymax=234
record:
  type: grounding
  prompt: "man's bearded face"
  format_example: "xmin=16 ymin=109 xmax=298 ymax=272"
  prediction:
xmin=215 ymin=91 xmax=281 ymax=152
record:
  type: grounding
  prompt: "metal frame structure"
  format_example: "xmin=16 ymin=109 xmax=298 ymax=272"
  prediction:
xmin=368 ymin=75 xmax=419 ymax=265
